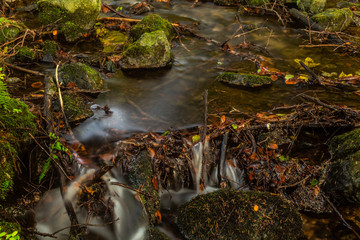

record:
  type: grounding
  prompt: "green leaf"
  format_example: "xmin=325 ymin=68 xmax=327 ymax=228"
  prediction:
xmin=285 ymin=74 xmax=294 ymax=80
xmin=162 ymin=131 xmax=169 ymax=136
xmin=355 ymin=71 xmax=360 ymax=76
xmin=0 ymin=232 xmax=6 ymax=237
xmin=232 ymin=123 xmax=238 ymax=129
xmin=192 ymin=135 xmax=201 ymax=143
xmin=39 ymin=157 xmax=52 ymax=183
xmin=11 ymin=231 xmax=18 ymax=237
xmin=257 ymin=69 xmax=261 ymax=73
xmin=279 ymin=155 xmax=289 ymax=162
xmin=310 ymin=179 xmax=318 ymax=186
xmin=276 ymin=113 xmax=286 ymax=117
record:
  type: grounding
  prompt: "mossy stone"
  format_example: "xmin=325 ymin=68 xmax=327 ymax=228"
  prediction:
xmin=130 ymin=14 xmax=174 ymax=41
xmin=177 ymin=189 xmax=304 ymax=240
xmin=59 ymin=62 xmax=103 ymax=90
xmin=16 ymin=46 xmax=37 ymax=62
xmin=323 ymin=150 xmax=360 ymax=204
xmin=328 ymin=128 xmax=360 ymax=159
xmin=127 ymin=150 xmax=160 ymax=225
xmin=61 ymin=94 xmax=94 ymax=123
xmin=37 ymin=0 xmax=101 ymax=41
xmin=213 ymin=0 xmax=242 ymax=6
xmin=311 ymin=8 xmax=353 ymax=32
xmin=297 ymin=0 xmax=326 ymax=14
xmin=245 ymin=0 xmax=269 ymax=6
xmin=146 ymin=227 xmax=170 ymax=240
xmin=41 ymin=40 xmax=57 ymax=62
xmin=121 ymin=30 xmax=172 ymax=69
xmin=0 ymin=18 xmax=25 ymax=44
xmin=96 ymin=28 xmax=126 ymax=53
xmin=217 ymin=72 xmax=272 ymax=87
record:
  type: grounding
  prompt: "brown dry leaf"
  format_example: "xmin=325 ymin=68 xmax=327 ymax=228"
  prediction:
xmin=148 ymin=147 xmax=155 ymax=158
xmin=101 ymin=5 xmax=110 ymax=13
xmin=220 ymin=115 xmax=226 ymax=124
xmin=268 ymin=143 xmax=278 ymax=150
xmin=155 ymin=210 xmax=162 ymax=223
xmin=226 ymin=160 xmax=236 ymax=168
xmin=152 ymin=176 xmax=159 ymax=190
xmin=249 ymin=152 xmax=258 ymax=160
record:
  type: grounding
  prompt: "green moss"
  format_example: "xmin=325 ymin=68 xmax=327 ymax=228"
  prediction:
xmin=96 ymin=28 xmax=126 ymax=53
xmin=328 ymin=128 xmax=360 ymax=159
xmin=177 ymin=189 xmax=304 ymax=240
xmin=41 ymin=40 xmax=57 ymax=56
xmin=217 ymin=72 xmax=272 ymax=87
xmin=0 ymin=132 xmax=16 ymax=200
xmin=121 ymin=30 xmax=172 ymax=69
xmin=130 ymin=14 xmax=174 ymax=41
xmin=127 ymin=150 xmax=160 ymax=225
xmin=311 ymin=8 xmax=353 ymax=32
xmin=16 ymin=46 xmax=36 ymax=61
xmin=59 ymin=62 xmax=103 ymax=90
xmin=0 ymin=221 xmax=21 ymax=236
xmin=61 ymin=94 xmax=94 ymax=123
xmin=61 ymin=21 xmax=85 ymax=41
xmin=146 ymin=227 xmax=170 ymax=240
xmin=0 ymin=18 xmax=25 ymax=44
xmin=245 ymin=0 xmax=269 ymax=6
xmin=297 ymin=0 xmax=326 ymax=14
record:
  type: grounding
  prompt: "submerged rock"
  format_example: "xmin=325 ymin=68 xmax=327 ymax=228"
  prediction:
xmin=0 ymin=17 xmax=25 ymax=44
xmin=121 ymin=30 xmax=172 ymax=69
xmin=217 ymin=72 xmax=272 ymax=87
xmin=58 ymin=62 xmax=103 ymax=90
xmin=37 ymin=0 xmax=101 ymax=41
xmin=127 ymin=150 xmax=160 ymax=225
xmin=41 ymin=40 xmax=58 ymax=63
xmin=297 ymin=0 xmax=326 ymax=14
xmin=177 ymin=189 xmax=304 ymax=240
xmin=311 ymin=8 xmax=353 ymax=32
xmin=130 ymin=14 xmax=174 ymax=41
xmin=15 ymin=46 xmax=36 ymax=62
xmin=323 ymin=128 xmax=360 ymax=204
xmin=56 ymin=93 xmax=94 ymax=123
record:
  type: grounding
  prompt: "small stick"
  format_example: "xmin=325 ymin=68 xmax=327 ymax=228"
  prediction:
xmin=299 ymin=61 xmax=322 ymax=85
xmin=218 ymin=132 xmax=229 ymax=184
xmin=111 ymin=182 xmax=153 ymax=198
xmin=97 ymin=17 xmax=180 ymax=27
xmin=102 ymin=3 xmax=130 ymax=18
xmin=201 ymin=90 xmax=208 ymax=188
xmin=3 ymin=62 xmax=44 ymax=76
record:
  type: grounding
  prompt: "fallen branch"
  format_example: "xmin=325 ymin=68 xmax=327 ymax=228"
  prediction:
xmin=3 ymin=62 xmax=44 ymax=76
xmin=102 ymin=3 xmax=130 ymax=18
xmin=299 ymin=61 xmax=322 ymax=85
xmin=110 ymin=182 xmax=153 ymax=197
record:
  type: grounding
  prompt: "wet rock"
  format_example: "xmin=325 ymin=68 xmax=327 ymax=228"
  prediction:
xmin=177 ymin=189 xmax=304 ymax=240
xmin=323 ymin=128 xmax=360 ymax=204
xmin=145 ymin=227 xmax=170 ymax=240
xmin=37 ymin=0 xmax=101 ymax=41
xmin=15 ymin=46 xmax=36 ymax=62
xmin=217 ymin=72 xmax=272 ymax=87
xmin=130 ymin=14 xmax=174 ymax=41
xmin=0 ymin=17 xmax=25 ymax=44
xmin=311 ymin=8 xmax=353 ymax=32
xmin=96 ymin=28 xmax=126 ymax=53
xmin=127 ymin=150 xmax=160 ymax=225
xmin=58 ymin=62 xmax=103 ymax=90
xmin=130 ymin=2 xmax=154 ymax=15
xmin=5 ymin=77 xmax=22 ymax=84
xmin=121 ymin=30 xmax=173 ymax=69
xmin=54 ymin=93 xmax=94 ymax=123
xmin=289 ymin=185 xmax=331 ymax=213
xmin=297 ymin=0 xmax=326 ymax=14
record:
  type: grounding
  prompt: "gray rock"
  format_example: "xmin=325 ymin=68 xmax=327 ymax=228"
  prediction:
xmin=217 ymin=72 xmax=272 ymax=87
xmin=311 ymin=8 xmax=353 ymax=32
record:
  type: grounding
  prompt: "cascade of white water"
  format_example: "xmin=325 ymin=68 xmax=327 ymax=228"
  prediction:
xmin=224 ymin=158 xmax=246 ymax=189
xmin=191 ymin=142 xmax=203 ymax=192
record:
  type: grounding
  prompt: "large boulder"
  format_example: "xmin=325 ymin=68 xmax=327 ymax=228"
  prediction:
xmin=217 ymin=72 xmax=272 ymax=87
xmin=130 ymin=14 xmax=174 ymax=41
xmin=323 ymin=128 xmax=360 ymax=204
xmin=37 ymin=0 xmax=101 ymax=41
xmin=311 ymin=8 xmax=353 ymax=32
xmin=58 ymin=62 xmax=103 ymax=90
xmin=0 ymin=17 xmax=25 ymax=44
xmin=121 ymin=30 xmax=173 ymax=69
xmin=177 ymin=189 xmax=304 ymax=240
xmin=297 ymin=0 xmax=326 ymax=14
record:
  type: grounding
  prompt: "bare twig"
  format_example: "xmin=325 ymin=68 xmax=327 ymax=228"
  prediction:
xmin=3 ymin=62 xmax=44 ymax=76
xmin=111 ymin=182 xmax=153 ymax=197
xmin=102 ymin=3 xmax=130 ymax=18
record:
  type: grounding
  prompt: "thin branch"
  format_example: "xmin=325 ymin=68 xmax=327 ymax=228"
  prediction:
xmin=110 ymin=182 xmax=153 ymax=197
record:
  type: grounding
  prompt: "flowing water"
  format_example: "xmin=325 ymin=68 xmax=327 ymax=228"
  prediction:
xmin=35 ymin=0 xmax=360 ymax=239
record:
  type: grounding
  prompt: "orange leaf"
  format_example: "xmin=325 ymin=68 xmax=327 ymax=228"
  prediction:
xmin=220 ymin=115 xmax=226 ymax=124
xmin=152 ymin=176 xmax=159 ymax=190
xmin=226 ymin=160 xmax=236 ymax=168
xmin=31 ymin=81 xmax=43 ymax=88
xmin=268 ymin=143 xmax=278 ymax=150
xmin=254 ymin=205 xmax=259 ymax=211
xmin=270 ymin=75 xmax=278 ymax=81
xmin=148 ymin=147 xmax=155 ymax=158
xmin=101 ymin=5 xmax=110 ymax=13
xmin=52 ymin=30 xmax=58 ymax=36
xmin=280 ymin=175 xmax=286 ymax=183
xmin=285 ymin=79 xmax=298 ymax=85
xmin=155 ymin=210 xmax=162 ymax=223
xmin=249 ymin=152 xmax=258 ymax=160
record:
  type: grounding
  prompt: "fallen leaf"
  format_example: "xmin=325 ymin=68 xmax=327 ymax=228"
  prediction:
xmin=31 ymin=81 xmax=43 ymax=88
xmin=152 ymin=176 xmax=159 ymax=190
xmin=148 ymin=147 xmax=155 ymax=158
xmin=268 ymin=143 xmax=278 ymax=150
xmin=52 ymin=30 xmax=58 ymax=36
xmin=192 ymin=135 xmax=201 ymax=143
xmin=220 ymin=115 xmax=226 ymax=124
xmin=155 ymin=210 xmax=162 ymax=223
xmin=254 ymin=205 xmax=259 ymax=211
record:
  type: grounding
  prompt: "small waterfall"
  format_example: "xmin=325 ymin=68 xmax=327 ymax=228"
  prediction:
xmin=191 ymin=142 xmax=203 ymax=192
xmin=224 ymin=158 xmax=246 ymax=189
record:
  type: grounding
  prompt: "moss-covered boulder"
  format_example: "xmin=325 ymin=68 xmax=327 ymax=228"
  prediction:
xmin=15 ymin=46 xmax=37 ymax=62
xmin=57 ymin=93 xmax=94 ymax=123
xmin=58 ymin=62 xmax=103 ymax=90
xmin=37 ymin=0 xmax=101 ymax=41
xmin=130 ymin=14 xmax=174 ymax=41
xmin=0 ymin=80 xmax=36 ymax=200
xmin=127 ymin=150 xmax=160 ymax=225
xmin=121 ymin=30 xmax=172 ymax=69
xmin=323 ymin=128 xmax=360 ymax=204
xmin=146 ymin=227 xmax=170 ymax=240
xmin=41 ymin=40 xmax=58 ymax=63
xmin=177 ymin=189 xmax=304 ymax=240
xmin=311 ymin=8 xmax=353 ymax=32
xmin=217 ymin=72 xmax=272 ymax=87
xmin=0 ymin=17 xmax=25 ymax=44
xmin=297 ymin=0 xmax=326 ymax=14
